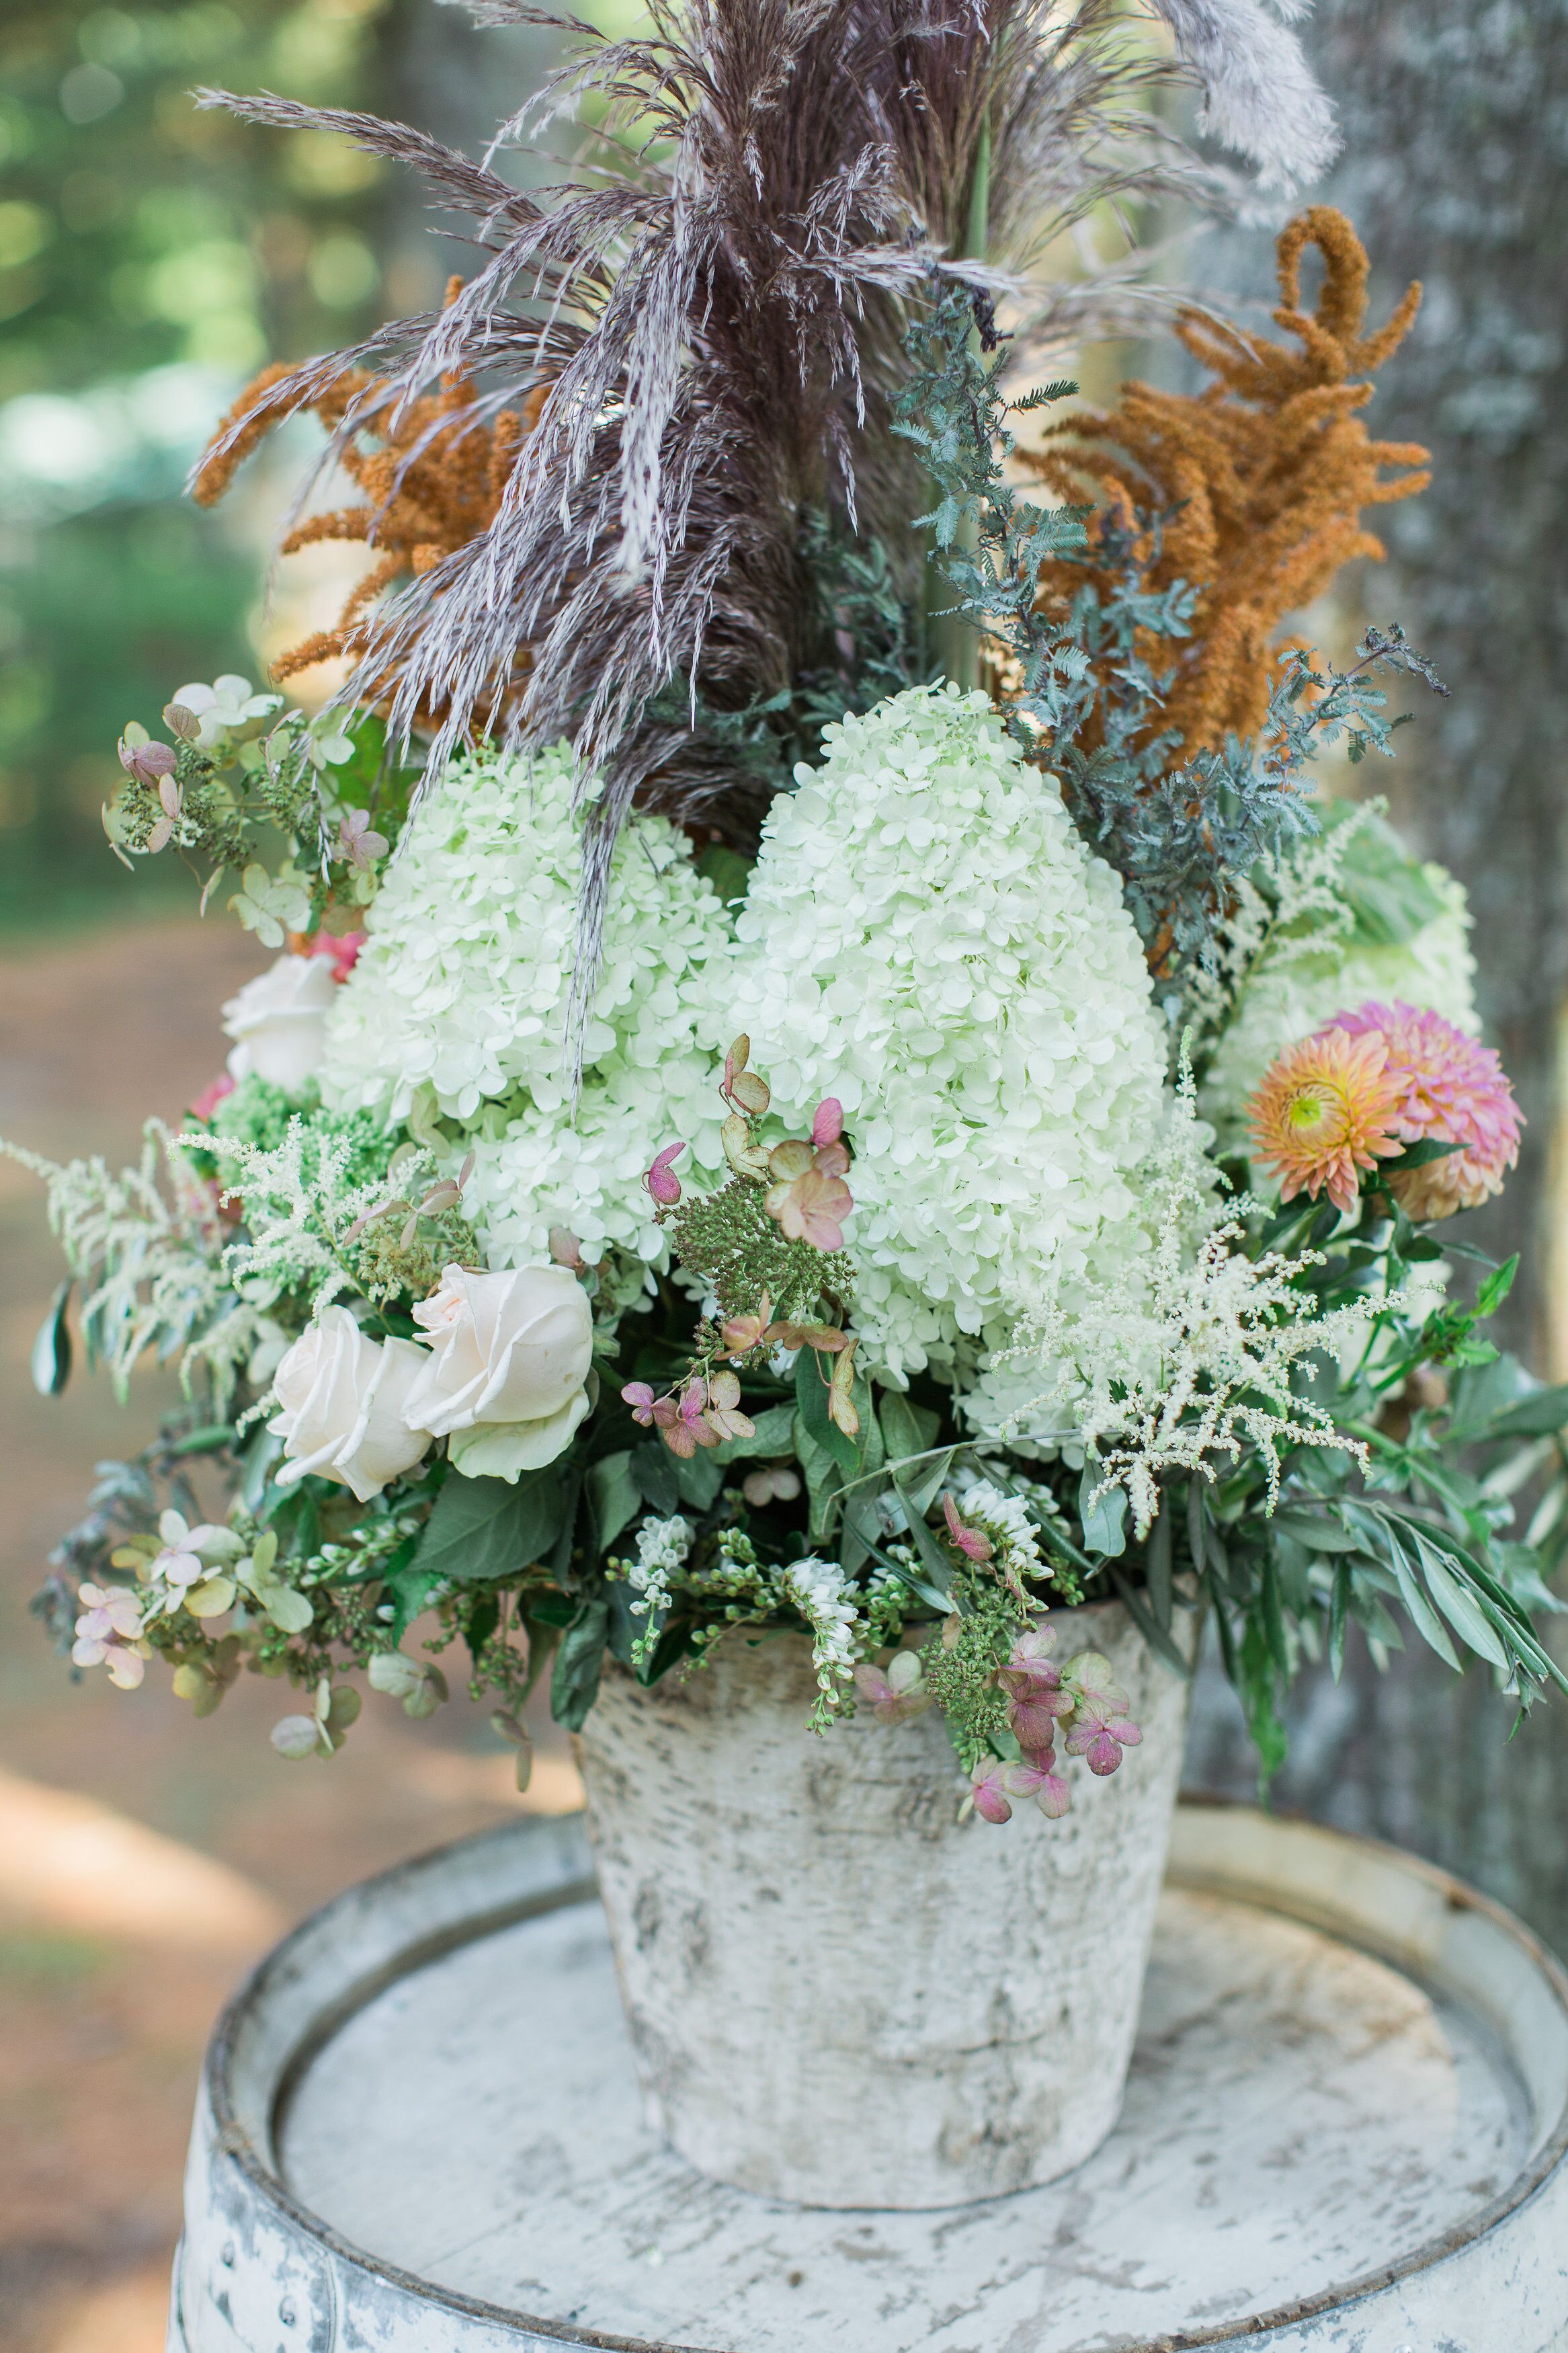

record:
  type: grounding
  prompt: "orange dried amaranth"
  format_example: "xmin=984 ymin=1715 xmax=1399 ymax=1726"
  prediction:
xmin=192 ymin=279 xmax=540 ymax=722
xmin=1024 ymin=207 xmax=1430 ymax=756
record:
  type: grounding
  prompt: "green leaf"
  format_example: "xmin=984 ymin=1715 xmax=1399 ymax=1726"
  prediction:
xmin=585 ymin=1451 xmax=641 ymax=1556
xmin=1387 ymin=1136 xmax=1467 ymax=1173
xmin=1261 ymin=1555 xmax=1290 ymax=1679
xmin=630 ymin=1443 xmax=680 ymax=1519
xmin=1268 ymin=1509 xmax=1361 ymax=1554
xmin=30 ymin=1281 xmax=73 ymax=1398
xmin=409 ymin=1465 xmax=569 ymax=1587
xmin=889 ymin=1445 xmax=954 ymax=1523
xmin=711 ymin=1403 xmax=797 ymax=1462
xmin=1476 ymin=1254 xmax=1520 ymax=1320
xmin=792 ymin=1412 xmax=843 ymax=1544
xmin=693 ymin=842 xmax=753 ymax=908
xmin=674 ymin=1449 xmax=725 ymax=1511
xmin=382 ymin=1561 xmax=444 ymax=1642
xmin=795 ymin=1349 xmax=859 ymax=1474
xmin=550 ymin=1595 xmax=610 ymax=1732
xmin=895 ymin=1505 xmax=956 ymax=1612
xmin=1409 ymin=1536 xmax=1508 ymax=1669
xmin=1481 ymin=1384 xmax=1568 ymax=1439
xmin=1078 ymin=1467 xmax=1126 ymax=1558
xmin=876 ymin=1391 xmax=938 ymax=1466
xmin=1371 ymin=1518 xmax=1462 ymax=1671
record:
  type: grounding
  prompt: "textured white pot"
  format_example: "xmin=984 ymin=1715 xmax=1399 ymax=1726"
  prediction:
xmin=574 ymin=1598 xmax=1189 ymax=2210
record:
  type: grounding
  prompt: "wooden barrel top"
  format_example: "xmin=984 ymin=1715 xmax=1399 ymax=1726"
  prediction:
xmin=168 ymin=1802 xmax=1568 ymax=2352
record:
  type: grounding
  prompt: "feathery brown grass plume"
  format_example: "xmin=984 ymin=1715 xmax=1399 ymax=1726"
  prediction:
xmin=1026 ymin=206 xmax=1429 ymax=754
xmin=192 ymin=279 xmax=540 ymax=724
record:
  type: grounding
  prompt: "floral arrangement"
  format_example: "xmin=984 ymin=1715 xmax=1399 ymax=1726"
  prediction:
xmin=11 ymin=5 xmax=1568 ymax=1831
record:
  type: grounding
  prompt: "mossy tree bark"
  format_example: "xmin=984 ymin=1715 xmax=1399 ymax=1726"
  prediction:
xmin=1185 ymin=0 xmax=1568 ymax=1958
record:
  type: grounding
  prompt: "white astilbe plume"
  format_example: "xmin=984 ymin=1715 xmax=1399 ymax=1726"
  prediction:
xmin=1149 ymin=0 xmax=1339 ymax=191
xmin=1002 ymin=1064 xmax=1368 ymax=1532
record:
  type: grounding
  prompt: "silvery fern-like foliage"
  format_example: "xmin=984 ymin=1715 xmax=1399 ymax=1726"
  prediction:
xmin=192 ymin=0 xmax=1332 ymax=1057
xmin=1 ymin=1124 xmax=255 ymax=1406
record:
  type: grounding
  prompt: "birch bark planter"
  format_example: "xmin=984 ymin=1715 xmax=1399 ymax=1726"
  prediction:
xmin=574 ymin=1597 xmax=1188 ymax=2210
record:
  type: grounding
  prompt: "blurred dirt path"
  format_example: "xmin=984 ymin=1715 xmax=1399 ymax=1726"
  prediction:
xmin=0 ymin=920 xmax=581 ymax=2353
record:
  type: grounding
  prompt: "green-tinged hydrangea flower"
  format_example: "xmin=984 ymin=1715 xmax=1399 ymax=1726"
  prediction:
xmin=1200 ymin=806 xmax=1477 ymax=1151
xmin=321 ymin=745 xmax=733 ymax=1268
xmin=725 ymin=685 xmax=1167 ymax=1383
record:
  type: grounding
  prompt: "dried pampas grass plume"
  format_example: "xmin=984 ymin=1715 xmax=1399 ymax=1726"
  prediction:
xmin=187 ymin=1 xmax=1337 ymax=1070
xmin=193 ymin=279 xmax=542 ymax=727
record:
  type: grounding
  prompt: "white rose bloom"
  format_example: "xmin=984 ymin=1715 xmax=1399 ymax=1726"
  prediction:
xmin=270 ymin=1308 xmax=433 ymax=1501
xmin=404 ymin=1263 xmax=593 ymax=1483
xmin=223 ymin=953 xmax=338 ymax=1098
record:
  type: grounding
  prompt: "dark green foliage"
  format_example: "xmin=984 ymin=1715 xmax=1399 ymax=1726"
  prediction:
xmin=408 ymin=1466 xmax=569 ymax=1587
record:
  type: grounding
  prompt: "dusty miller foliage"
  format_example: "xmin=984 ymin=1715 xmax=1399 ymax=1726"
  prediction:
xmin=893 ymin=286 xmax=1448 ymax=994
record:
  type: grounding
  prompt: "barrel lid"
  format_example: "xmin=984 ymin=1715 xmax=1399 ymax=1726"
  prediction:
xmin=179 ymin=1803 xmax=1568 ymax=2353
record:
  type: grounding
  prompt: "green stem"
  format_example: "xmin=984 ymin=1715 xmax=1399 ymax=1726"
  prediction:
xmin=935 ymin=112 xmax=991 ymax=695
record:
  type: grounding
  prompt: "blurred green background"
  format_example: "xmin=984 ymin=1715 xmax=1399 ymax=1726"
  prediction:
xmin=0 ymin=0 xmax=583 ymax=936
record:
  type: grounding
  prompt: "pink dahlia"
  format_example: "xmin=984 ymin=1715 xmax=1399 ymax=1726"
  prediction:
xmin=1247 ymin=1027 xmax=1405 ymax=1215
xmin=1326 ymin=1002 xmax=1522 ymax=1221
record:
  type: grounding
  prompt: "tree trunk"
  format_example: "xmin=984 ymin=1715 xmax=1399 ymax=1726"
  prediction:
xmin=1184 ymin=0 xmax=1568 ymax=1958
xmin=373 ymin=0 xmax=563 ymax=315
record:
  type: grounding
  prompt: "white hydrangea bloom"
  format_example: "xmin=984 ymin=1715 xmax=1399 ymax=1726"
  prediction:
xmin=1201 ymin=809 xmax=1477 ymax=1150
xmin=322 ymin=745 xmax=733 ymax=1267
xmin=725 ymin=685 xmax=1167 ymax=1384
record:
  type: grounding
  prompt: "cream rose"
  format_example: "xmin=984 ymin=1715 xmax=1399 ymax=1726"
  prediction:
xmin=222 ymin=953 xmax=338 ymax=1097
xmin=270 ymin=1308 xmax=434 ymax=1501
xmin=403 ymin=1264 xmax=593 ymax=1482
